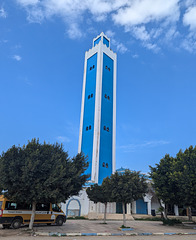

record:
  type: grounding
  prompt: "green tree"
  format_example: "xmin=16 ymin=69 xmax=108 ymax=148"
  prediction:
xmin=0 ymin=139 xmax=88 ymax=229
xmin=150 ymin=146 xmax=196 ymax=221
xmin=176 ymin=146 xmax=196 ymax=220
xmin=150 ymin=154 xmax=182 ymax=219
xmin=110 ymin=170 xmax=147 ymax=226
xmin=86 ymin=177 xmax=112 ymax=223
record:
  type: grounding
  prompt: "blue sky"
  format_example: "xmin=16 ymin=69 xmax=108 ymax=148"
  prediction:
xmin=1 ymin=0 xmax=196 ymax=173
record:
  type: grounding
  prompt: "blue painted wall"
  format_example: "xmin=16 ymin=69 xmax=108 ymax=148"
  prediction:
xmin=94 ymin=37 xmax=101 ymax=47
xmin=81 ymin=53 xmax=97 ymax=179
xmin=98 ymin=53 xmax=113 ymax=184
xmin=103 ymin=37 xmax=109 ymax=48
xmin=136 ymin=199 xmax=148 ymax=214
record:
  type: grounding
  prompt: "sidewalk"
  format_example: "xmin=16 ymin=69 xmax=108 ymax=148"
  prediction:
xmin=33 ymin=219 xmax=196 ymax=237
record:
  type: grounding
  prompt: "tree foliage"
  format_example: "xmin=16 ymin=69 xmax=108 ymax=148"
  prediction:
xmin=0 ymin=139 xmax=89 ymax=228
xmin=110 ymin=170 xmax=148 ymax=204
xmin=110 ymin=170 xmax=148 ymax=226
xmin=86 ymin=177 xmax=112 ymax=204
xmin=176 ymin=146 xmax=196 ymax=209
xmin=150 ymin=154 xmax=182 ymax=206
xmin=150 ymin=146 xmax=196 ymax=220
xmin=86 ymin=177 xmax=112 ymax=223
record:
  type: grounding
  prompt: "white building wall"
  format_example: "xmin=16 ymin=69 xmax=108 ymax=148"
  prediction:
xmin=61 ymin=189 xmax=90 ymax=217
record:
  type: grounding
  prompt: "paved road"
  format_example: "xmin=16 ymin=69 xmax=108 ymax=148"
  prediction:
xmin=1 ymin=235 xmax=196 ymax=240
xmin=33 ymin=219 xmax=196 ymax=234
xmin=1 ymin=219 xmax=196 ymax=239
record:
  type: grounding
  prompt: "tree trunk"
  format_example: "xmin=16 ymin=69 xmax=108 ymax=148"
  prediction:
xmin=29 ymin=202 xmax=36 ymax=230
xmin=158 ymin=199 xmax=166 ymax=220
xmin=104 ymin=202 xmax=107 ymax=224
xmin=164 ymin=204 xmax=168 ymax=219
xmin=188 ymin=207 xmax=192 ymax=221
xmin=122 ymin=202 xmax=126 ymax=227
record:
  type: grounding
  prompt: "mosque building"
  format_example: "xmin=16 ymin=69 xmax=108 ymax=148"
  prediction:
xmin=61 ymin=33 xmax=180 ymax=218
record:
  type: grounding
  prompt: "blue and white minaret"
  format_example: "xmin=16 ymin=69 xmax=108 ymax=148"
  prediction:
xmin=78 ymin=32 xmax=116 ymax=184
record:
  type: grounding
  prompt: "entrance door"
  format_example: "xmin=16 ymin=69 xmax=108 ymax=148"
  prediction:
xmin=67 ymin=199 xmax=80 ymax=217
xmin=136 ymin=199 xmax=147 ymax=214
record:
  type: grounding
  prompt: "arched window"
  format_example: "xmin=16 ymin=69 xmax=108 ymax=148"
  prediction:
xmin=86 ymin=126 xmax=88 ymax=131
xmin=107 ymin=127 xmax=109 ymax=132
xmin=91 ymin=93 xmax=93 ymax=98
xmin=106 ymin=163 xmax=108 ymax=168
xmin=102 ymin=162 xmax=105 ymax=167
xmin=88 ymin=95 xmax=90 ymax=99
xmin=89 ymin=125 xmax=91 ymax=130
xmin=104 ymin=126 xmax=106 ymax=131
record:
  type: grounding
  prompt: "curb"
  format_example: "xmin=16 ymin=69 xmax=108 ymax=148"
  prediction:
xmin=35 ymin=231 xmax=196 ymax=237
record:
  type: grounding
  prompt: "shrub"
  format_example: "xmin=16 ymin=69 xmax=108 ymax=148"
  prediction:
xmin=162 ymin=218 xmax=182 ymax=226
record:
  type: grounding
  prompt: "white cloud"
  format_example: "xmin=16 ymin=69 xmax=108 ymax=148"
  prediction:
xmin=111 ymin=39 xmax=128 ymax=54
xmin=67 ymin=23 xmax=83 ymax=39
xmin=105 ymin=30 xmax=128 ymax=54
xmin=183 ymin=5 xmax=196 ymax=30
xmin=14 ymin=0 xmax=196 ymax=53
xmin=16 ymin=0 xmax=39 ymax=6
xmin=164 ymin=27 xmax=179 ymax=42
xmin=56 ymin=136 xmax=71 ymax=143
xmin=12 ymin=55 xmax=22 ymax=61
xmin=120 ymin=140 xmax=170 ymax=153
xmin=182 ymin=5 xmax=196 ymax=53
xmin=116 ymin=42 xmax=128 ymax=54
xmin=26 ymin=7 xmax=44 ymax=23
xmin=150 ymin=28 xmax=163 ymax=39
xmin=132 ymin=26 xmax=150 ymax=41
xmin=143 ymin=42 xmax=160 ymax=53
xmin=112 ymin=0 xmax=180 ymax=26
xmin=181 ymin=32 xmax=196 ymax=53
xmin=184 ymin=0 xmax=195 ymax=7
xmin=105 ymin=30 xmax=115 ymax=38
xmin=132 ymin=54 xmax=139 ymax=58
xmin=131 ymin=26 xmax=160 ymax=52
xmin=0 ymin=7 xmax=7 ymax=18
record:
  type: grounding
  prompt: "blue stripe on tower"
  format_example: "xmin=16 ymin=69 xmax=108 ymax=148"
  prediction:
xmin=81 ymin=53 xmax=97 ymax=179
xmin=98 ymin=53 xmax=114 ymax=184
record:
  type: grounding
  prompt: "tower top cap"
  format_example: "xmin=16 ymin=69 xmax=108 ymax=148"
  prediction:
xmin=93 ymin=32 xmax=110 ymax=48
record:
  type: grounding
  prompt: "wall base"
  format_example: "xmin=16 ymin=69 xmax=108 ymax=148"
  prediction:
xmin=88 ymin=213 xmax=134 ymax=220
